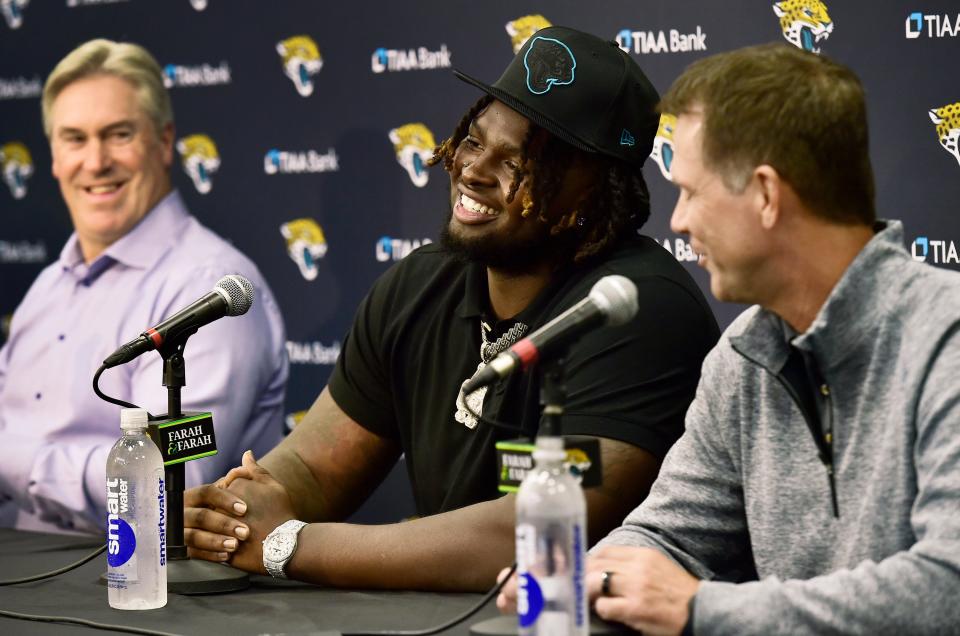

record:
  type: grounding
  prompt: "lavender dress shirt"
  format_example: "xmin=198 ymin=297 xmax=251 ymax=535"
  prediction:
xmin=0 ymin=190 xmax=288 ymax=534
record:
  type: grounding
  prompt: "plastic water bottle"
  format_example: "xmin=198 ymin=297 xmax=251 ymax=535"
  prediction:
xmin=106 ymin=408 xmax=167 ymax=609
xmin=515 ymin=435 xmax=587 ymax=635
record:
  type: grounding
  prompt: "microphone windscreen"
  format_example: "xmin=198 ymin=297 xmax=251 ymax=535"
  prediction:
xmin=216 ymin=274 xmax=255 ymax=316
xmin=589 ymin=275 xmax=638 ymax=326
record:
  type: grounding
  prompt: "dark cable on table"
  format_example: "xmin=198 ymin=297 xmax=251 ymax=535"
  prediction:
xmin=0 ymin=557 xmax=518 ymax=635
xmin=0 ymin=609 xmax=183 ymax=636
xmin=343 ymin=562 xmax=517 ymax=636
xmin=0 ymin=544 xmax=106 ymax=585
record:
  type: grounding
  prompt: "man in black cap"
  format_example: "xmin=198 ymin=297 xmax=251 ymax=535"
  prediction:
xmin=183 ymin=26 xmax=719 ymax=591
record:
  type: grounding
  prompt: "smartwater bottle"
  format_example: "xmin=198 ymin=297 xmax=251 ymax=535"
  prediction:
xmin=106 ymin=408 xmax=167 ymax=609
xmin=515 ymin=435 xmax=588 ymax=635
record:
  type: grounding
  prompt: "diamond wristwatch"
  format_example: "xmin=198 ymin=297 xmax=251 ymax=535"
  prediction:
xmin=262 ymin=519 xmax=308 ymax=579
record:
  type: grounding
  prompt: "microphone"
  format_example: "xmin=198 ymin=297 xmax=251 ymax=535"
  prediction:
xmin=462 ymin=275 xmax=638 ymax=395
xmin=102 ymin=274 xmax=255 ymax=368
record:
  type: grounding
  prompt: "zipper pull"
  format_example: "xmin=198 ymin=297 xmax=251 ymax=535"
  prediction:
xmin=821 ymin=383 xmax=837 ymax=517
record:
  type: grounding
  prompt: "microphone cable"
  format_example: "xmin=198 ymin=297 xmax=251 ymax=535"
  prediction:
xmin=0 ymin=561 xmax=518 ymax=636
xmin=93 ymin=364 xmax=142 ymax=411
xmin=0 ymin=543 xmax=105 ymax=586
xmin=461 ymin=382 xmax=530 ymax=435
xmin=343 ymin=562 xmax=517 ymax=636
xmin=0 ymin=544 xmax=182 ymax=636
xmin=0 ymin=609 xmax=181 ymax=636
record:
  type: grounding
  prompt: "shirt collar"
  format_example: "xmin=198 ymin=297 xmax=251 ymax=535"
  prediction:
xmin=791 ymin=219 xmax=906 ymax=368
xmin=455 ymin=258 xmax=578 ymax=335
xmin=456 ymin=261 xmax=486 ymax=319
xmin=57 ymin=190 xmax=190 ymax=283
xmin=730 ymin=220 xmax=906 ymax=374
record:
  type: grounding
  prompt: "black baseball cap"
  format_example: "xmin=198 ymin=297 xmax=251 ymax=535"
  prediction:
xmin=454 ymin=26 xmax=660 ymax=168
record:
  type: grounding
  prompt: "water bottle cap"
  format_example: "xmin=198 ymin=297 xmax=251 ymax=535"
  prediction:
xmin=532 ymin=435 xmax=566 ymax=463
xmin=120 ymin=407 xmax=149 ymax=430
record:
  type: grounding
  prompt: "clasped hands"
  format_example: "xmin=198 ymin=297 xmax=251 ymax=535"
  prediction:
xmin=184 ymin=450 xmax=296 ymax=575
xmin=497 ymin=545 xmax=700 ymax=636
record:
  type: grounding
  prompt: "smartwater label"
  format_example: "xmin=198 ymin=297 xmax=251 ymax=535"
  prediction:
xmin=158 ymin=476 xmax=166 ymax=567
xmin=106 ymin=478 xmax=135 ymax=567
xmin=518 ymin=572 xmax=545 ymax=628
xmin=516 ymin=523 xmax=543 ymax=628
xmin=107 ymin=519 xmax=136 ymax=567
xmin=573 ymin=522 xmax=585 ymax=628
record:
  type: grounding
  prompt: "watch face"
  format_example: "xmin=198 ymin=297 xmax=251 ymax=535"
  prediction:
xmin=265 ymin=534 xmax=295 ymax=561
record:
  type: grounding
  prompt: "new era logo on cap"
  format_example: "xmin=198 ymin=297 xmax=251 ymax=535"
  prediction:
xmin=620 ymin=129 xmax=636 ymax=146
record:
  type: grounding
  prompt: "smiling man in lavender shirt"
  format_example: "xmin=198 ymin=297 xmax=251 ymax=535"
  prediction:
xmin=0 ymin=39 xmax=288 ymax=534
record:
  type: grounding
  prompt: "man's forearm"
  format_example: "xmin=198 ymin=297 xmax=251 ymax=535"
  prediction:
xmin=260 ymin=445 xmax=332 ymax=521
xmin=286 ymin=494 xmax=516 ymax=591
xmin=257 ymin=388 xmax=402 ymax=523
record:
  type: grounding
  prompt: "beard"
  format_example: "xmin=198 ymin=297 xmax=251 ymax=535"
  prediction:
xmin=438 ymin=211 xmax=568 ymax=275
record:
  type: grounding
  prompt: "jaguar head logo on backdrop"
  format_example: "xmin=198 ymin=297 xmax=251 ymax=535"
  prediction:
xmin=389 ymin=123 xmax=436 ymax=188
xmin=1 ymin=141 xmax=33 ymax=199
xmin=506 ymin=15 xmax=552 ymax=54
xmin=773 ymin=0 xmax=833 ymax=53
xmin=930 ymin=103 xmax=960 ymax=167
xmin=176 ymin=134 xmax=220 ymax=194
xmin=284 ymin=410 xmax=307 ymax=431
xmin=280 ymin=218 xmax=328 ymax=281
xmin=1 ymin=0 xmax=28 ymax=29
xmin=650 ymin=114 xmax=677 ymax=182
xmin=277 ymin=35 xmax=323 ymax=97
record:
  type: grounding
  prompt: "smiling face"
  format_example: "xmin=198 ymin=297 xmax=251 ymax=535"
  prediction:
xmin=669 ymin=111 xmax=772 ymax=304
xmin=443 ymin=99 xmax=592 ymax=273
xmin=50 ymin=74 xmax=173 ymax=263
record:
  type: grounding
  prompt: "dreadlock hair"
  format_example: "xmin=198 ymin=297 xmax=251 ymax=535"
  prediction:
xmin=428 ymin=95 xmax=494 ymax=172
xmin=429 ymin=96 xmax=651 ymax=266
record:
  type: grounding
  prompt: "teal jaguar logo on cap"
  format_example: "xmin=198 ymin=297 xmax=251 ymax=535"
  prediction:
xmin=523 ymin=36 xmax=576 ymax=95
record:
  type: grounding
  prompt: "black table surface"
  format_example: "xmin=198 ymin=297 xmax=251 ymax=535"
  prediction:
xmin=0 ymin=528 xmax=503 ymax=635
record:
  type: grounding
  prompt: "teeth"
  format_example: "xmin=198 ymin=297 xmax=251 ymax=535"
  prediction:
xmin=461 ymin=194 xmax=499 ymax=216
xmin=88 ymin=184 xmax=120 ymax=194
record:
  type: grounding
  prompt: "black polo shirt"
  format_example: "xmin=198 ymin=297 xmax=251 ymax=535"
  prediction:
xmin=328 ymin=236 xmax=719 ymax=517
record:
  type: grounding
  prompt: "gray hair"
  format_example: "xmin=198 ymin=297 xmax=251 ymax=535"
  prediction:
xmin=42 ymin=39 xmax=173 ymax=137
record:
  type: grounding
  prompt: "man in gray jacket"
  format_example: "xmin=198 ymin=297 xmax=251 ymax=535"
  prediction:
xmin=498 ymin=43 xmax=960 ymax=635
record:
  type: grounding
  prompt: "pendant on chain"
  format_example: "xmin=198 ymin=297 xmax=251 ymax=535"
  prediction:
xmin=455 ymin=321 xmax=528 ymax=429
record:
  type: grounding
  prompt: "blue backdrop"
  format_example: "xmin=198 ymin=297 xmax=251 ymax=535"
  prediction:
xmin=2 ymin=0 xmax=959 ymax=519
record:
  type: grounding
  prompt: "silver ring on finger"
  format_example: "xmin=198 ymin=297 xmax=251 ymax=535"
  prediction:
xmin=601 ymin=570 xmax=614 ymax=597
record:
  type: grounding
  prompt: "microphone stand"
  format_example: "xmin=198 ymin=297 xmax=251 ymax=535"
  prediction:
xmin=538 ymin=354 xmax=566 ymax=438
xmin=156 ymin=335 xmax=249 ymax=594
